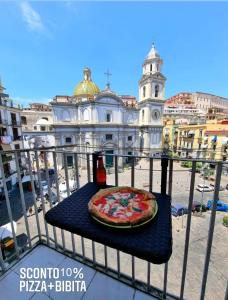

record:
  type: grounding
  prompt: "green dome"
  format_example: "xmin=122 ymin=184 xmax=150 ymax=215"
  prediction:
xmin=74 ymin=67 xmax=100 ymax=97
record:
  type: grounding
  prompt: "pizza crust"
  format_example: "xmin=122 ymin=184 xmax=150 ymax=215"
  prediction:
xmin=88 ymin=186 xmax=157 ymax=227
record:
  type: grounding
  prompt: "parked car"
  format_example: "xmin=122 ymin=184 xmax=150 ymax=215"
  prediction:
xmin=210 ymin=183 xmax=225 ymax=191
xmin=192 ymin=201 xmax=207 ymax=213
xmin=206 ymin=200 xmax=228 ymax=212
xmin=196 ymin=184 xmax=214 ymax=192
xmin=171 ymin=204 xmax=188 ymax=217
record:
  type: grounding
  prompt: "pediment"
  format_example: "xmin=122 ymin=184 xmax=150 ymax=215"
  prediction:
xmin=95 ymin=93 xmax=123 ymax=105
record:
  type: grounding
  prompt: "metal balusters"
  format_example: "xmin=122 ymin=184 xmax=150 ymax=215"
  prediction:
xmin=149 ymin=158 xmax=153 ymax=193
xmin=44 ymin=152 xmax=57 ymax=248
xmin=200 ymin=162 xmax=223 ymax=300
xmin=0 ymin=154 xmax=19 ymax=258
xmin=52 ymin=152 xmax=65 ymax=251
xmin=81 ymin=236 xmax=85 ymax=260
xmin=14 ymin=151 xmax=32 ymax=248
xmin=163 ymin=263 xmax=168 ymax=299
xmin=63 ymin=153 xmax=76 ymax=255
xmin=224 ymin=281 xmax=228 ymax=300
xmin=132 ymin=256 xmax=135 ymax=285
xmin=147 ymin=262 xmax=151 ymax=291
xmin=180 ymin=161 xmax=196 ymax=299
xmin=104 ymin=245 xmax=108 ymax=270
xmin=74 ymin=153 xmax=80 ymax=189
xmin=92 ymin=241 xmax=96 ymax=265
xmin=131 ymin=157 xmax=135 ymax=187
xmin=26 ymin=150 xmax=41 ymax=241
xmin=35 ymin=150 xmax=50 ymax=246
xmin=168 ymin=159 xmax=173 ymax=197
xmin=87 ymin=153 xmax=91 ymax=182
xmin=0 ymin=243 xmax=6 ymax=271
xmin=117 ymin=250 xmax=120 ymax=278
xmin=115 ymin=155 xmax=118 ymax=186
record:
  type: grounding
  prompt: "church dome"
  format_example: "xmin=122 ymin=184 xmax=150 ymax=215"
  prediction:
xmin=74 ymin=67 xmax=100 ymax=97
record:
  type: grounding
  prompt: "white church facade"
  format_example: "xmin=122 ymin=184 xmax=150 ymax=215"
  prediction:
xmin=51 ymin=45 xmax=166 ymax=168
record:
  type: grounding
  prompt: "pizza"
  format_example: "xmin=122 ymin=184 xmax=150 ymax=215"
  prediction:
xmin=88 ymin=186 xmax=157 ymax=227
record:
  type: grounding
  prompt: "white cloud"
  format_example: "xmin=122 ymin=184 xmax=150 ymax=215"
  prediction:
xmin=20 ymin=1 xmax=45 ymax=32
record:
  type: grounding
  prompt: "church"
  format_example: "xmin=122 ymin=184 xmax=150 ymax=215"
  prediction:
xmin=51 ymin=44 xmax=166 ymax=168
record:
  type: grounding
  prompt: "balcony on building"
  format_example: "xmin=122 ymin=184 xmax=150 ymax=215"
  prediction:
xmin=0 ymin=147 xmax=227 ymax=300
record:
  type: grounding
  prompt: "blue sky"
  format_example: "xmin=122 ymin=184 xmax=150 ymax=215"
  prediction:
xmin=0 ymin=1 xmax=228 ymax=106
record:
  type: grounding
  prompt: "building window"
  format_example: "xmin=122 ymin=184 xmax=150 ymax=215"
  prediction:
xmin=106 ymin=113 xmax=111 ymax=122
xmin=40 ymin=126 xmax=46 ymax=131
xmin=142 ymin=109 xmax=145 ymax=122
xmin=105 ymin=134 xmax=113 ymax=141
xmin=21 ymin=116 xmax=27 ymax=125
xmin=155 ymin=85 xmax=159 ymax=97
xmin=65 ymin=137 xmax=72 ymax=143
xmin=157 ymin=64 xmax=159 ymax=71
xmin=34 ymin=126 xmax=37 ymax=130
xmin=199 ymin=129 xmax=203 ymax=137
xmin=128 ymin=136 xmax=132 ymax=141
xmin=143 ymin=86 xmax=146 ymax=98
xmin=150 ymin=64 xmax=152 ymax=72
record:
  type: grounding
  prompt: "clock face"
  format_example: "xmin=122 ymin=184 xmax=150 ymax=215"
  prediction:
xmin=152 ymin=109 xmax=160 ymax=121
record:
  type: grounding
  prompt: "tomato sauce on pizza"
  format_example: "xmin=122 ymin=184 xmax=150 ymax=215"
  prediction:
xmin=88 ymin=187 xmax=157 ymax=226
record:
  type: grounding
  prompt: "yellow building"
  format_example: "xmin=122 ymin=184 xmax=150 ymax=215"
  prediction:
xmin=177 ymin=120 xmax=228 ymax=160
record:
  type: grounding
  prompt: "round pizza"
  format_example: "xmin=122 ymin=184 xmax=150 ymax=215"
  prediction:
xmin=88 ymin=186 xmax=157 ymax=227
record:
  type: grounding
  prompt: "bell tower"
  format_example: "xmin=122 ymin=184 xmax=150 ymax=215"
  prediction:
xmin=138 ymin=44 xmax=166 ymax=154
xmin=139 ymin=43 xmax=166 ymax=101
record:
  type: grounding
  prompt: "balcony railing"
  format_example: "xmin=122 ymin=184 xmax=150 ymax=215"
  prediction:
xmin=0 ymin=146 xmax=227 ymax=300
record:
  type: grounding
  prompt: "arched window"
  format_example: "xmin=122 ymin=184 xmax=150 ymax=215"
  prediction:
xmin=150 ymin=64 xmax=152 ymax=72
xmin=143 ymin=86 xmax=146 ymax=98
xmin=142 ymin=109 xmax=145 ymax=122
xmin=155 ymin=85 xmax=159 ymax=98
xmin=106 ymin=111 xmax=112 ymax=122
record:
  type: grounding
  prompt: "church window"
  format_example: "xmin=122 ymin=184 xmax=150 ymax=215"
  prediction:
xmin=155 ymin=85 xmax=159 ymax=97
xmin=142 ymin=110 xmax=145 ymax=122
xmin=65 ymin=137 xmax=72 ymax=143
xmin=157 ymin=64 xmax=159 ymax=71
xmin=106 ymin=134 xmax=113 ymax=141
xmin=40 ymin=126 xmax=46 ymax=131
xmin=106 ymin=112 xmax=111 ymax=122
xmin=143 ymin=86 xmax=146 ymax=98
xmin=150 ymin=64 xmax=152 ymax=72
xmin=128 ymin=136 xmax=132 ymax=141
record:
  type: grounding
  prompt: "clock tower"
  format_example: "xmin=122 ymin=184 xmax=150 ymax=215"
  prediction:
xmin=138 ymin=44 xmax=166 ymax=154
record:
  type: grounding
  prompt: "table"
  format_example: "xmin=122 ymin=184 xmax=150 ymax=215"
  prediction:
xmin=45 ymin=183 xmax=172 ymax=264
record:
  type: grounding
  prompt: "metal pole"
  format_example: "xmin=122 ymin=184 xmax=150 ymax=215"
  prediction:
xmin=14 ymin=151 xmax=32 ymax=248
xmin=44 ymin=152 xmax=57 ymax=248
xmin=63 ymin=153 xmax=76 ymax=255
xmin=180 ymin=161 xmax=196 ymax=299
xmin=115 ymin=155 xmax=118 ymax=186
xmin=74 ymin=153 xmax=80 ymax=189
xmin=26 ymin=150 xmax=41 ymax=241
xmin=163 ymin=263 xmax=168 ymax=299
xmin=86 ymin=153 xmax=91 ymax=182
xmin=168 ymin=159 xmax=173 ymax=198
xmin=53 ymin=152 xmax=65 ymax=251
xmin=149 ymin=158 xmax=153 ymax=193
xmin=131 ymin=256 xmax=135 ymax=285
xmin=200 ymin=162 xmax=223 ymax=300
xmin=0 ymin=154 xmax=19 ymax=258
xmin=131 ymin=157 xmax=135 ymax=187
xmin=161 ymin=155 xmax=169 ymax=196
xmin=147 ymin=262 xmax=151 ymax=291
xmin=117 ymin=250 xmax=120 ymax=278
xmin=35 ymin=150 xmax=50 ymax=246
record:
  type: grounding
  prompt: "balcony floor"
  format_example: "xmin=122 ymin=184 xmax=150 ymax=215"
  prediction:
xmin=0 ymin=245 xmax=156 ymax=300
